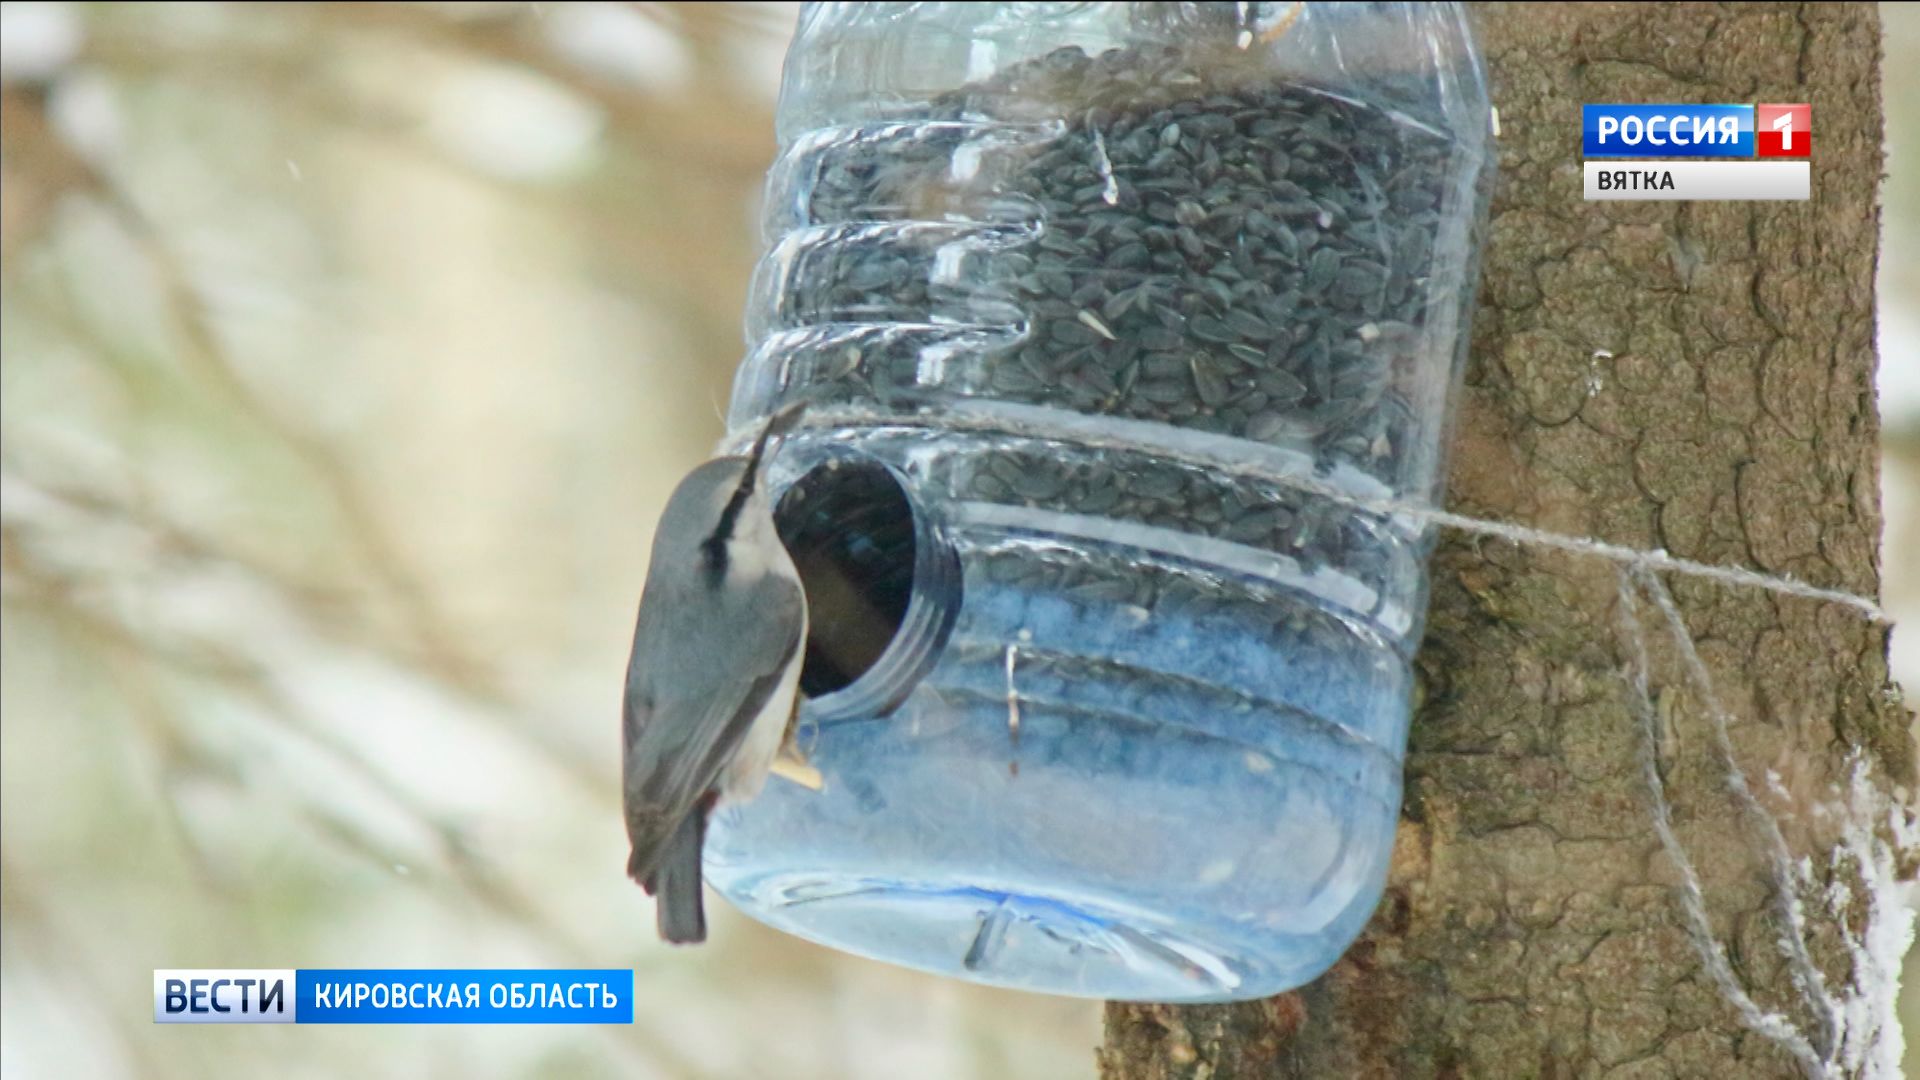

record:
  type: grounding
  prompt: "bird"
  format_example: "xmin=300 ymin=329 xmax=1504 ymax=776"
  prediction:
xmin=622 ymin=403 xmax=810 ymax=944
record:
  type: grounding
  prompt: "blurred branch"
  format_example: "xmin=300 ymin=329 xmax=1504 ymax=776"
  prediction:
xmin=36 ymin=4 xmax=774 ymax=381
xmin=309 ymin=0 xmax=773 ymax=359
xmin=4 ymin=528 xmax=712 ymax=1080
xmin=631 ymin=1 xmax=790 ymax=43
xmin=1 ymin=471 xmax=608 ymax=794
xmin=0 ymin=88 xmax=94 ymax=275
xmin=0 ymin=855 xmax=185 ymax=1080
xmin=316 ymin=0 xmax=776 ymax=171
xmin=0 ymin=83 xmax=504 ymax=698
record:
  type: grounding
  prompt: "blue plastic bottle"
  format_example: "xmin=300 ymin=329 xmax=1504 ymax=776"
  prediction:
xmin=706 ymin=1 xmax=1494 ymax=1002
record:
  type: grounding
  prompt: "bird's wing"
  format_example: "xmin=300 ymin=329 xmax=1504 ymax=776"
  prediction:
xmin=622 ymin=569 xmax=804 ymax=880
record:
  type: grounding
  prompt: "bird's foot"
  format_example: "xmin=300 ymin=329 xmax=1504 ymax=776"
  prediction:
xmin=769 ymin=744 xmax=824 ymax=791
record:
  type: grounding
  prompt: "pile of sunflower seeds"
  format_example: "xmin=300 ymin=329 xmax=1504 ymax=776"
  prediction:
xmin=762 ymin=39 xmax=1477 ymax=633
xmin=925 ymin=441 xmax=1397 ymax=584
xmin=776 ymin=41 xmax=1458 ymax=491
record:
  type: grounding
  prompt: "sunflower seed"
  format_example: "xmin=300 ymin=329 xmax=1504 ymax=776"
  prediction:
xmin=770 ymin=35 xmax=1476 ymax=611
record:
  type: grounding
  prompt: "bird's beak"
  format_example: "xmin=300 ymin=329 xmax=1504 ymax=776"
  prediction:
xmin=708 ymin=401 xmax=811 ymax=552
xmin=761 ymin=400 xmax=808 ymax=448
xmin=742 ymin=400 xmax=809 ymax=490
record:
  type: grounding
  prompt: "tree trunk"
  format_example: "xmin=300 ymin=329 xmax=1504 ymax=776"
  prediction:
xmin=1102 ymin=3 xmax=1914 ymax=1077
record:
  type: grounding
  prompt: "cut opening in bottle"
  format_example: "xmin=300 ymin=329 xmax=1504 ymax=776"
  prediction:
xmin=772 ymin=453 xmax=960 ymax=717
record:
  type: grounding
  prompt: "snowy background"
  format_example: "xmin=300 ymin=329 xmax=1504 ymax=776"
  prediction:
xmin=0 ymin=3 xmax=1911 ymax=1077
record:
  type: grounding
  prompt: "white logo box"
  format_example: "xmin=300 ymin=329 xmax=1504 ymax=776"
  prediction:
xmin=153 ymin=969 xmax=296 ymax=1023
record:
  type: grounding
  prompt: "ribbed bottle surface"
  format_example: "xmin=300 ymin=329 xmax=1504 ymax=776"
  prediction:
xmin=707 ymin=1 xmax=1492 ymax=1001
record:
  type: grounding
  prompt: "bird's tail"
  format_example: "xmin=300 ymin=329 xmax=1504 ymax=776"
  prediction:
xmin=643 ymin=810 xmax=709 ymax=945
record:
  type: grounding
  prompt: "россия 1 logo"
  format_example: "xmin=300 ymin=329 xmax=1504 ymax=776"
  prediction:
xmin=1582 ymin=104 xmax=1755 ymax=157
xmin=1582 ymin=103 xmax=1809 ymax=201
xmin=1756 ymin=104 xmax=1812 ymax=157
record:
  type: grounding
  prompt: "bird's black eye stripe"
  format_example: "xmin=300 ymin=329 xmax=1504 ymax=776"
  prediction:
xmin=699 ymin=534 xmax=729 ymax=585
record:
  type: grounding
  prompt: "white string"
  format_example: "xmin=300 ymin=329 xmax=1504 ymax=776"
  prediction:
xmin=1415 ymin=503 xmax=1886 ymax=624
xmin=1634 ymin=567 xmax=1840 ymax=1056
xmin=739 ymin=405 xmax=1891 ymax=625
xmin=1615 ymin=572 xmax=1830 ymax=1078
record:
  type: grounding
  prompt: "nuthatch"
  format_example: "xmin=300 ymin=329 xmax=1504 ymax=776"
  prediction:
xmin=623 ymin=404 xmax=812 ymax=943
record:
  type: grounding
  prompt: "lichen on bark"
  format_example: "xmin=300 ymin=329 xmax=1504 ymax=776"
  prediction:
xmin=1101 ymin=4 xmax=1914 ymax=1077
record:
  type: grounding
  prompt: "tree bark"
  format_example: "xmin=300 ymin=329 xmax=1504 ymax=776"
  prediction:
xmin=1102 ymin=4 xmax=1913 ymax=1077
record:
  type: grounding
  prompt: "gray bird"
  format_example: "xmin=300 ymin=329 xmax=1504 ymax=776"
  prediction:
xmin=623 ymin=406 xmax=809 ymax=943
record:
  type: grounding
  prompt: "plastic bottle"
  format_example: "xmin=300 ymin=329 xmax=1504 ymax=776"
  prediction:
xmin=705 ymin=1 xmax=1494 ymax=1002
